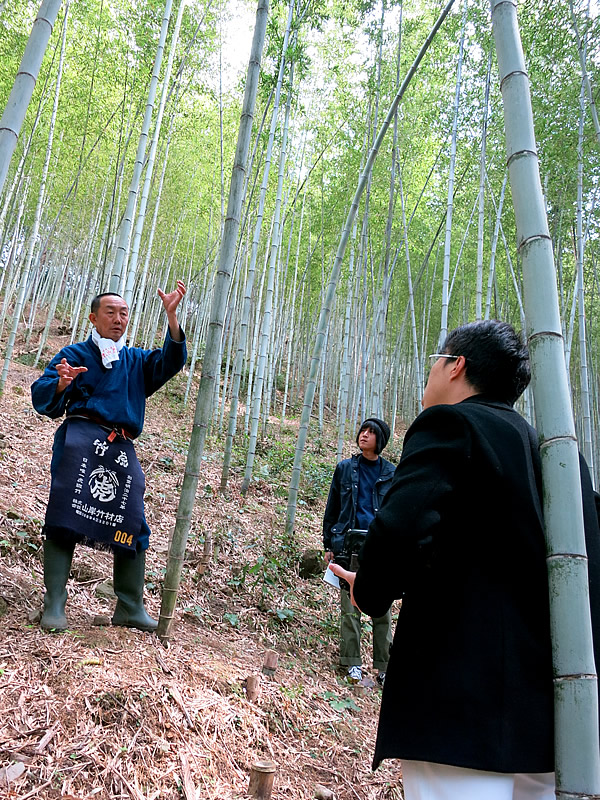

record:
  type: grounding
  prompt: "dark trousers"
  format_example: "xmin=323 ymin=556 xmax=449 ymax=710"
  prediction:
xmin=339 ymin=588 xmax=392 ymax=671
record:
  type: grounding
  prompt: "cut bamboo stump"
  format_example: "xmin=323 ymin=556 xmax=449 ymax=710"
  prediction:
xmin=314 ymin=785 xmax=335 ymax=800
xmin=197 ymin=531 xmax=213 ymax=576
xmin=248 ymin=760 xmax=276 ymax=799
xmin=262 ymin=650 xmax=278 ymax=676
xmin=245 ymin=675 xmax=261 ymax=702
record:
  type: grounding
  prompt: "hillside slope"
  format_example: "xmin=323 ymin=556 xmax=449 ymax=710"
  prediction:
xmin=0 ymin=350 xmax=403 ymax=800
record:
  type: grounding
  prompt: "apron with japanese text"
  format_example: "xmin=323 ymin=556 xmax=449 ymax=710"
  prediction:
xmin=44 ymin=418 xmax=145 ymax=552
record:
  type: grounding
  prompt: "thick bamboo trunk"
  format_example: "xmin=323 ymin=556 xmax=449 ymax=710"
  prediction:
xmin=0 ymin=2 xmax=68 ymax=394
xmin=157 ymin=0 xmax=269 ymax=640
xmin=0 ymin=0 xmax=63 ymax=196
xmin=490 ymin=1 xmax=600 ymax=794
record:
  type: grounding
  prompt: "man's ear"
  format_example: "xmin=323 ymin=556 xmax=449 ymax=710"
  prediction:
xmin=449 ymin=355 xmax=467 ymax=380
xmin=89 ymin=312 xmax=96 ymax=326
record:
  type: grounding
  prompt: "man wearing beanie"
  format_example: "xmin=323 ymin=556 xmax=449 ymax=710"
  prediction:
xmin=323 ymin=417 xmax=395 ymax=684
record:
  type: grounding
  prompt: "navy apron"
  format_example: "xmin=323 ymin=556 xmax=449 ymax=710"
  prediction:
xmin=45 ymin=418 xmax=145 ymax=552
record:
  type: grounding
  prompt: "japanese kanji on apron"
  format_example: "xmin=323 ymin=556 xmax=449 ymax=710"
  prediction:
xmin=44 ymin=418 xmax=145 ymax=552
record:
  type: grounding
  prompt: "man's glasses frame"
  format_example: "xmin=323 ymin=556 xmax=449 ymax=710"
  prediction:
xmin=428 ymin=353 xmax=459 ymax=364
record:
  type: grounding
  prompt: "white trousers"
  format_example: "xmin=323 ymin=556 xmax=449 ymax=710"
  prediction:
xmin=401 ymin=760 xmax=555 ymax=800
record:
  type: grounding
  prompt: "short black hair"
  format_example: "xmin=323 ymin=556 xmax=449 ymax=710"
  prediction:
xmin=443 ymin=320 xmax=530 ymax=405
xmin=90 ymin=292 xmax=124 ymax=314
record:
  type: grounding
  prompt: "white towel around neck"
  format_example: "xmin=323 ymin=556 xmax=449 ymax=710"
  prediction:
xmin=92 ymin=327 xmax=126 ymax=369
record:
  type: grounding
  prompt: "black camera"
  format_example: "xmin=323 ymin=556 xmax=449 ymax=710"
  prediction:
xmin=335 ymin=528 xmax=368 ymax=590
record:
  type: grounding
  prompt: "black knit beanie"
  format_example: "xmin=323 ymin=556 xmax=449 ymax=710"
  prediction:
xmin=356 ymin=417 xmax=391 ymax=454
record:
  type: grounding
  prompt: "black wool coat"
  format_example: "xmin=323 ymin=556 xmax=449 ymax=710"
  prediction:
xmin=353 ymin=394 xmax=600 ymax=774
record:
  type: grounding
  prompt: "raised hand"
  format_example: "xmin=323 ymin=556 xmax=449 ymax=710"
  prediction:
xmin=56 ymin=358 xmax=88 ymax=394
xmin=157 ymin=280 xmax=186 ymax=315
xmin=157 ymin=280 xmax=186 ymax=341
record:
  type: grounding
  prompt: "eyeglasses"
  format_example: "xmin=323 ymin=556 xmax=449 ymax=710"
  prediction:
xmin=428 ymin=353 xmax=459 ymax=364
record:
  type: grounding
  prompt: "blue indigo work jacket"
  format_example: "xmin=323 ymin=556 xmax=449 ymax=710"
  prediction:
xmin=31 ymin=330 xmax=187 ymax=549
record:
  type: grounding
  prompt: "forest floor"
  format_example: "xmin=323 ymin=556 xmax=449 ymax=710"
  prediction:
xmin=0 ymin=330 xmax=406 ymax=800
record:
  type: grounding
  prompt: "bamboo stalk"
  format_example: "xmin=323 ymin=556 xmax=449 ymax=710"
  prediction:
xmin=0 ymin=0 xmax=63 ymax=195
xmin=157 ymin=0 xmax=269 ymax=640
xmin=490 ymin=0 xmax=600 ymax=793
xmin=285 ymin=0 xmax=457 ymax=537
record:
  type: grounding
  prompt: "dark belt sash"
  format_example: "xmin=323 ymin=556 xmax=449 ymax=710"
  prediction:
xmin=45 ymin=418 xmax=145 ymax=552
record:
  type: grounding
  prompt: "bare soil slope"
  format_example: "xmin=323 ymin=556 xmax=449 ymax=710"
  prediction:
xmin=0 ymin=346 xmax=402 ymax=800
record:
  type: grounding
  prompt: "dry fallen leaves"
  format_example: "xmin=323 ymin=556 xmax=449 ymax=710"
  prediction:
xmin=0 ymin=349 xmax=403 ymax=800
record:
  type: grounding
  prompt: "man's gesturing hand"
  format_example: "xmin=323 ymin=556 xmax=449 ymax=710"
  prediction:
xmin=56 ymin=358 xmax=88 ymax=394
xmin=157 ymin=280 xmax=186 ymax=315
xmin=158 ymin=280 xmax=186 ymax=342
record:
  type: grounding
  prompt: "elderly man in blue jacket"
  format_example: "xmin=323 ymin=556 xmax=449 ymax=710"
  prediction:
xmin=32 ymin=282 xmax=187 ymax=633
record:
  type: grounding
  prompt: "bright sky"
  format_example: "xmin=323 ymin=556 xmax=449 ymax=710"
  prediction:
xmin=215 ymin=0 xmax=600 ymax=95
xmin=217 ymin=0 xmax=256 ymax=93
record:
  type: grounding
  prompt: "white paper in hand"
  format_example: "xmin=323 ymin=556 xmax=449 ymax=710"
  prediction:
xmin=323 ymin=565 xmax=340 ymax=589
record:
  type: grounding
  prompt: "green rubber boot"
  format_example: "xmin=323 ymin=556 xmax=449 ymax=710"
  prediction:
xmin=41 ymin=538 xmax=75 ymax=631
xmin=111 ymin=550 xmax=157 ymax=632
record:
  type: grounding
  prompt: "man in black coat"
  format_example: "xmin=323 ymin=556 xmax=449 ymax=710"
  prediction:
xmin=330 ymin=320 xmax=599 ymax=800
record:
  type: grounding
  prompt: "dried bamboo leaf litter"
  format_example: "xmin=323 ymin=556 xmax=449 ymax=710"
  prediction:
xmin=0 ymin=352 xmax=402 ymax=800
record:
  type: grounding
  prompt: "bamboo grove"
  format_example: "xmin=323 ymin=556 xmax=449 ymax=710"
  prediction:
xmin=1 ymin=1 xmax=599 ymax=505
xmin=3 ymin=0 xmax=600 ymax=789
